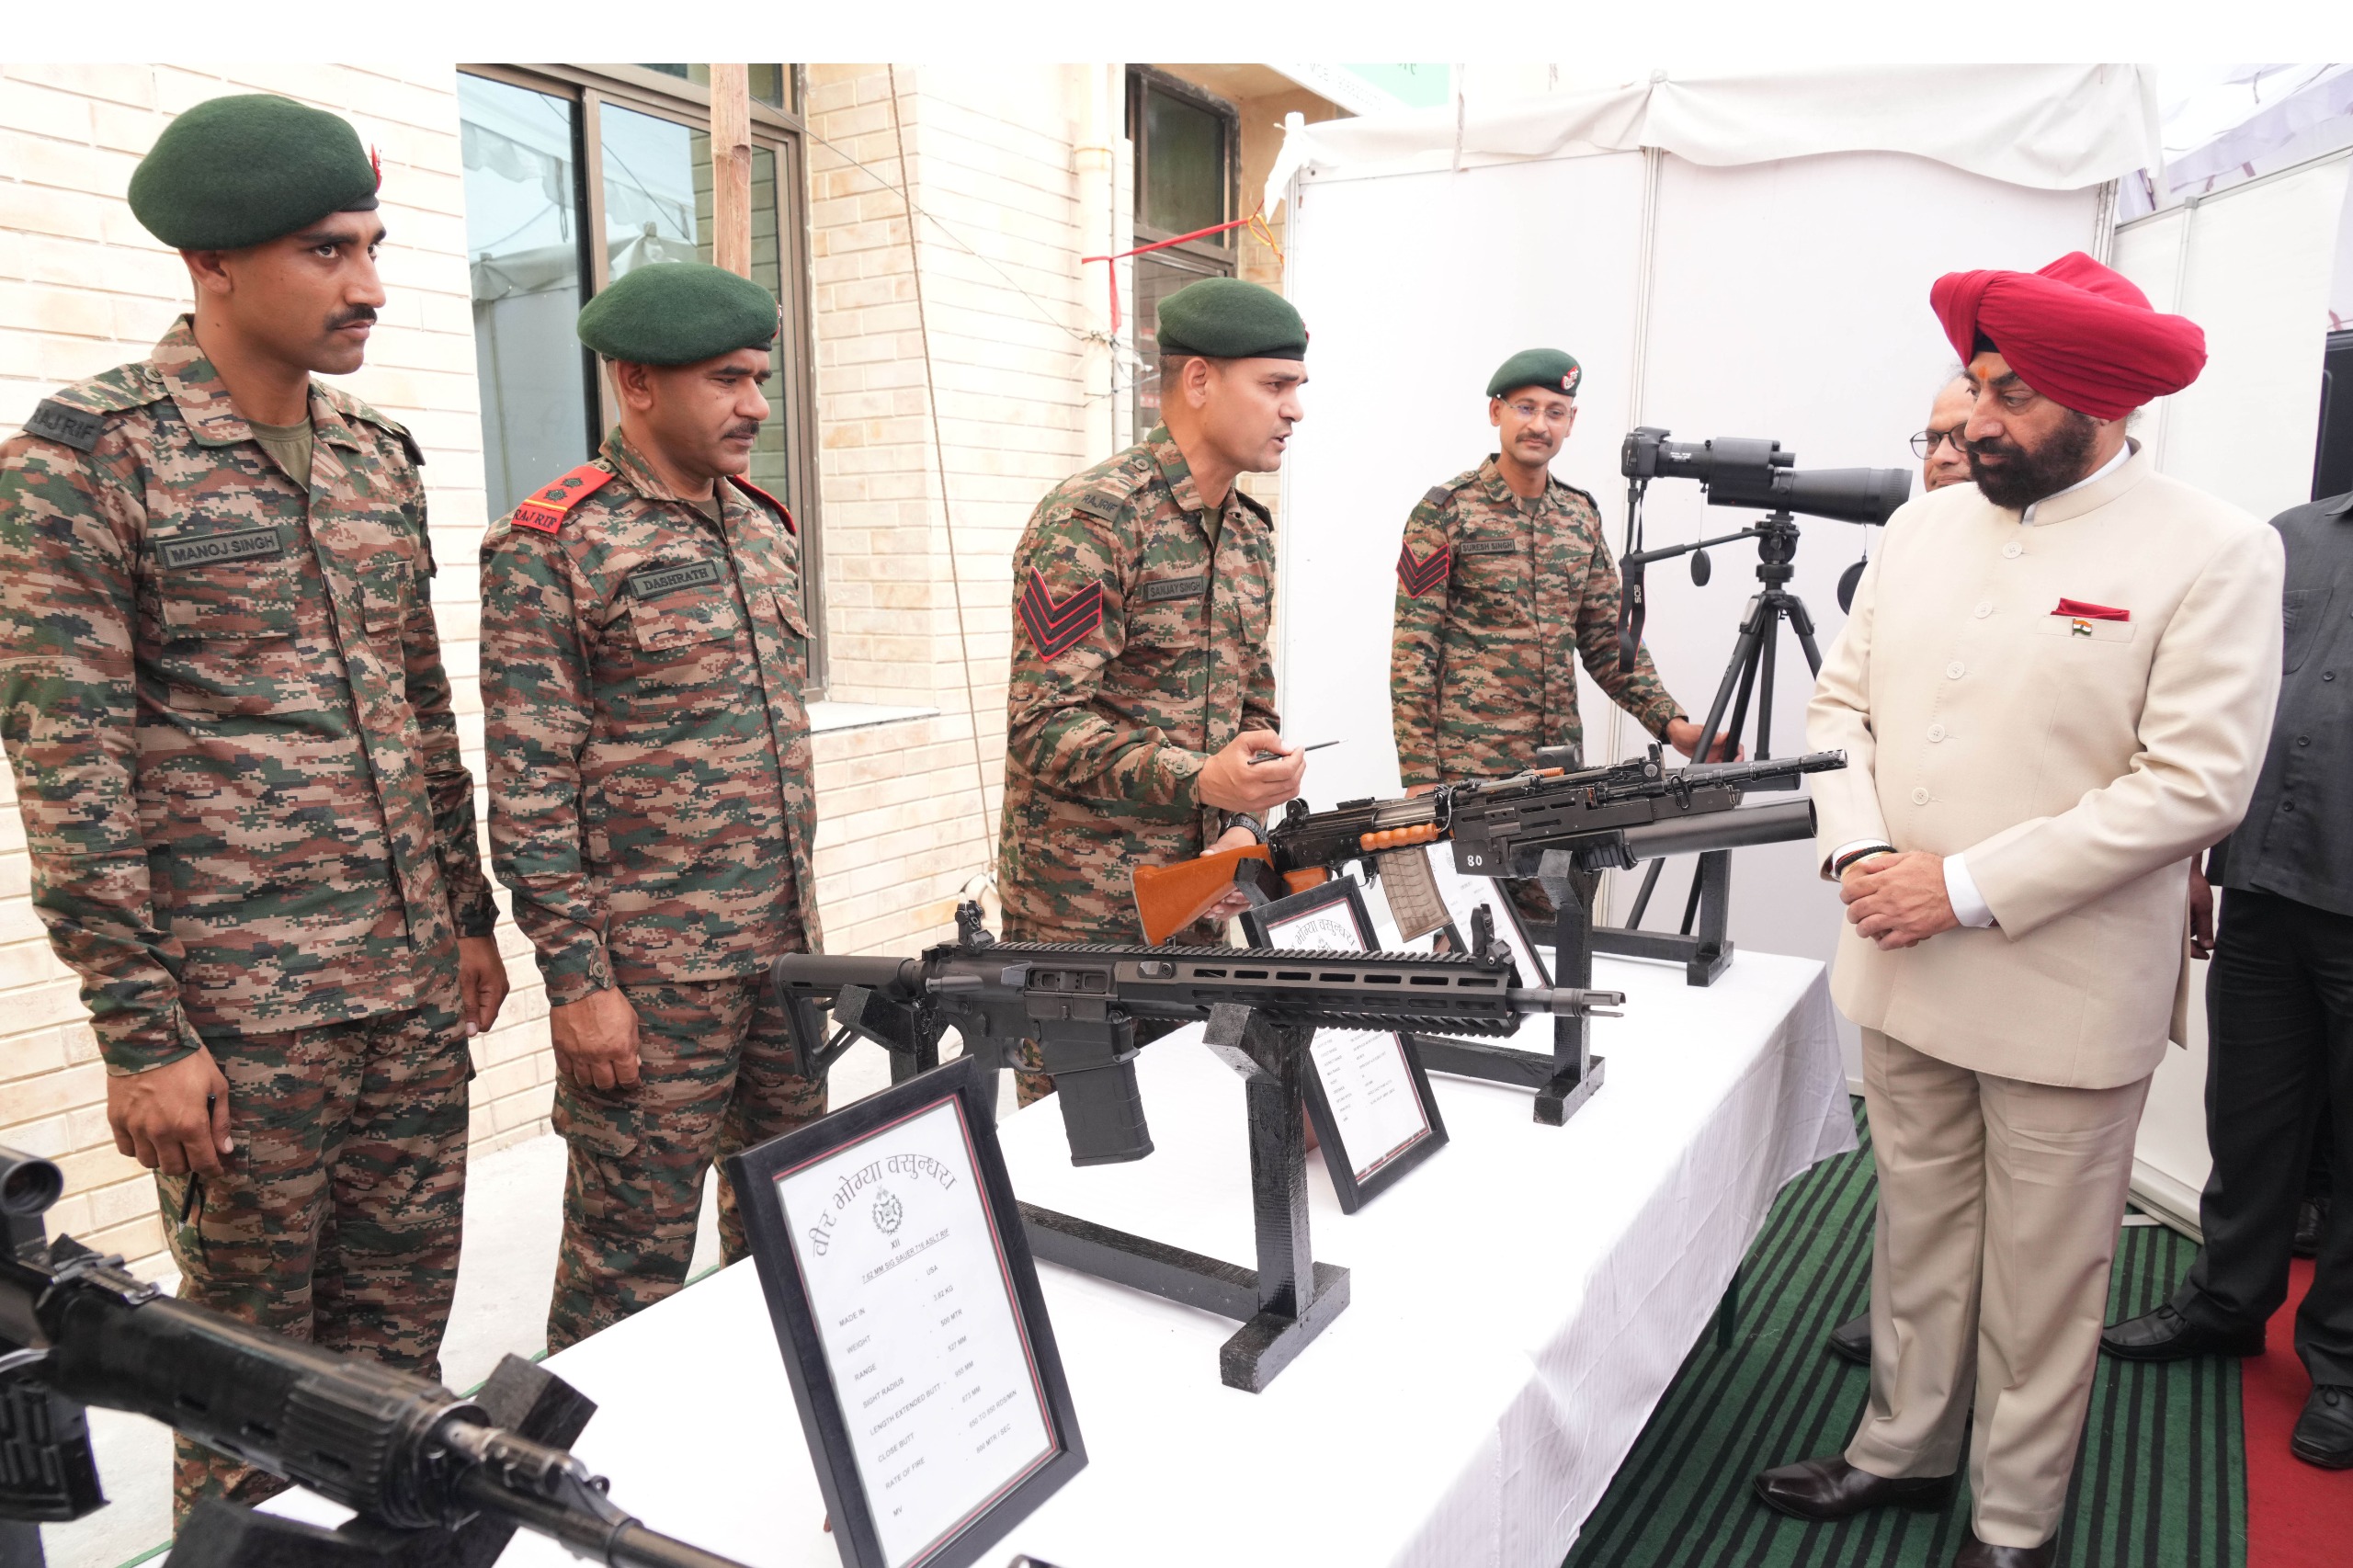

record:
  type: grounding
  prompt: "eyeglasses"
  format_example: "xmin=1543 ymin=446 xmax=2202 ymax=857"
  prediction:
xmin=1909 ymin=426 xmax=1968 ymax=460
xmin=1507 ymin=400 xmax=1576 ymax=425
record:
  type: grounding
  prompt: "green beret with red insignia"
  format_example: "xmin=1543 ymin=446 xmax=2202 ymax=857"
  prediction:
xmin=1487 ymin=347 xmax=1584 ymax=400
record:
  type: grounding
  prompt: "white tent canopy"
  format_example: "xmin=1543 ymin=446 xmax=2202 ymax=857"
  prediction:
xmin=1264 ymin=64 xmax=2162 ymax=210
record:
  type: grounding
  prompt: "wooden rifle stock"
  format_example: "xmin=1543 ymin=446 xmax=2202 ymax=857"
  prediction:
xmin=1131 ymin=846 xmax=1321 ymax=946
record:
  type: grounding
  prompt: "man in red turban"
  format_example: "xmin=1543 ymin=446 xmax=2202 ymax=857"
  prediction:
xmin=1753 ymin=255 xmax=2282 ymax=1567
xmin=1927 ymin=252 xmax=2205 ymax=510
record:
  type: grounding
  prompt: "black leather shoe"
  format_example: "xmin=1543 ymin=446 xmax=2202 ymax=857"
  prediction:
xmin=2294 ymin=1195 xmax=2328 ymax=1259
xmin=2291 ymin=1384 xmax=2353 ymax=1468
xmin=1826 ymin=1312 xmax=1872 ymax=1365
xmin=1952 ymin=1528 xmax=2055 ymax=1566
xmin=1753 ymin=1456 xmax=1955 ymax=1520
xmin=2099 ymin=1303 xmax=2265 ymax=1361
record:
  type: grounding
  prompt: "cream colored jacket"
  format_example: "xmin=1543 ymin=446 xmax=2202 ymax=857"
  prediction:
xmin=1806 ymin=443 xmax=2283 ymax=1087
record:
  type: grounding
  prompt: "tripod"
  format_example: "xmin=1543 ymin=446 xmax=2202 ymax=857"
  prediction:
xmin=1605 ymin=507 xmax=1824 ymax=975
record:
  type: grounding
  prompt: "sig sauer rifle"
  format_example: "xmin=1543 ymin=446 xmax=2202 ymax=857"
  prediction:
xmin=0 ymin=1147 xmax=746 ymax=1568
xmin=1131 ymin=746 xmax=1847 ymax=947
xmin=770 ymin=902 xmax=1620 ymax=1166
xmin=767 ymin=901 xmax=1619 ymax=1391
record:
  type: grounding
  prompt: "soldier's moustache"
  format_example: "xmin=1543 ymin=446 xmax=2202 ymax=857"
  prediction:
xmin=726 ymin=420 xmax=762 ymax=441
xmin=325 ymin=305 xmax=377 ymax=331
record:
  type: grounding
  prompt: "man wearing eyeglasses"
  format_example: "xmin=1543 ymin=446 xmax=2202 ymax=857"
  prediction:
xmin=1391 ymin=348 xmax=1720 ymax=831
xmin=1912 ymin=374 xmax=1978 ymax=493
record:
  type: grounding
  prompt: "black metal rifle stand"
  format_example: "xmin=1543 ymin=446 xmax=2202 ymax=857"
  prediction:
xmin=1608 ymin=506 xmax=1824 ymax=987
xmin=1017 ymin=1002 xmax=1347 ymax=1392
xmin=159 ymin=1355 xmax=594 ymax=1568
xmin=1533 ymin=857 xmax=1608 ymax=1124
xmin=1407 ymin=887 xmax=1608 ymax=1127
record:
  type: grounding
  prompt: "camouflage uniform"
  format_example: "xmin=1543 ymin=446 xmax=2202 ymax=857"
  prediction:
xmin=479 ymin=429 xmax=824 ymax=1352
xmin=0 ymin=318 xmax=495 ymax=1517
xmin=998 ymin=427 xmax=1279 ymax=1100
xmin=1391 ymin=456 xmax=1685 ymax=925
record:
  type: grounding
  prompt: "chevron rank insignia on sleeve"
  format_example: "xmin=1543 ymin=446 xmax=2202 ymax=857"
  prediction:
xmin=1396 ymin=543 xmax=1450 ymax=597
xmin=1017 ymin=568 xmax=1106 ymax=660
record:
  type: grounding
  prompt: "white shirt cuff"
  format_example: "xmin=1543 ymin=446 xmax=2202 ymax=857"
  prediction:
xmin=1944 ymin=852 xmax=1995 ymax=928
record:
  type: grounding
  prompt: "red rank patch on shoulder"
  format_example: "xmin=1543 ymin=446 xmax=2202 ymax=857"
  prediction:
xmin=511 ymin=462 xmax=614 ymax=534
xmin=1397 ymin=542 xmax=1450 ymax=597
xmin=1017 ymin=569 xmax=1105 ymax=661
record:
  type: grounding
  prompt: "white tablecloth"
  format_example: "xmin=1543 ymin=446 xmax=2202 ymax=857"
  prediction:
xmin=278 ymin=950 xmax=1850 ymax=1568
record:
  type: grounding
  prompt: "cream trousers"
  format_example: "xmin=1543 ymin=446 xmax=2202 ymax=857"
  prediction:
xmin=1845 ymin=1028 xmax=2150 ymax=1548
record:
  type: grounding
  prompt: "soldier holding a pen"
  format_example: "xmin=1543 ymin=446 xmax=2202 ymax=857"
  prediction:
xmin=995 ymin=278 xmax=1315 ymax=1103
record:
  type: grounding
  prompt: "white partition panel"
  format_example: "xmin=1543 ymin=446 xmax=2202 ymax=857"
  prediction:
xmin=1277 ymin=151 xmax=1650 ymax=811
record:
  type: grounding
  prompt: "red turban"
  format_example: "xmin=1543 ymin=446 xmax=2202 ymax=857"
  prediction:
xmin=1930 ymin=251 xmax=2206 ymax=420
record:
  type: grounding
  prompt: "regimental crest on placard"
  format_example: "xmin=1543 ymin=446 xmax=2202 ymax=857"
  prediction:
xmin=871 ymin=1187 xmax=904 ymax=1236
xmin=1397 ymin=542 xmax=1450 ymax=597
xmin=1017 ymin=569 xmax=1105 ymax=661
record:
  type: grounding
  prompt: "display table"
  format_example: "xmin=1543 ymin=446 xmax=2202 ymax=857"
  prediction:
xmin=273 ymin=949 xmax=1851 ymax=1568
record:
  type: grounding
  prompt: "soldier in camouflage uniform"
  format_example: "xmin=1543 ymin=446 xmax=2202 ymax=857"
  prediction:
xmin=1001 ymin=278 xmax=1313 ymax=1103
xmin=478 ymin=263 xmax=824 ymax=1352
xmin=1391 ymin=347 xmax=1726 ymax=925
xmin=0 ymin=96 xmax=506 ymax=1520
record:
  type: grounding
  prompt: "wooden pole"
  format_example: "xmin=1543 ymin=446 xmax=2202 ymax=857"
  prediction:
xmin=710 ymin=63 xmax=753 ymax=278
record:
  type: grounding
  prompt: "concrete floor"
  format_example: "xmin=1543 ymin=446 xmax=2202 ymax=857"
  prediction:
xmin=36 ymin=1039 xmax=936 ymax=1568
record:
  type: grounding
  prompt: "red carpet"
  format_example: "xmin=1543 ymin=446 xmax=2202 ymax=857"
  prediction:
xmin=2244 ymin=1257 xmax=2353 ymax=1565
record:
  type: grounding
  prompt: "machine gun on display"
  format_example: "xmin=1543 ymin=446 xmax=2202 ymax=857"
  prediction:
xmin=1132 ymin=746 xmax=1846 ymax=948
xmin=0 ymin=1148 xmax=747 ymax=1568
xmin=768 ymin=901 xmax=1619 ymax=1389
xmin=1130 ymin=746 xmax=1844 ymax=1124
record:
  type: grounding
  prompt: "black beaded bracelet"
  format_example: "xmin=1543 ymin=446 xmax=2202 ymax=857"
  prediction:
xmin=1833 ymin=844 xmax=1897 ymax=877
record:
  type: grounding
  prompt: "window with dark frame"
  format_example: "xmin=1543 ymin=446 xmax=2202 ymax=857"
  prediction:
xmin=457 ymin=63 xmax=825 ymax=687
xmin=1127 ymin=68 xmax=1240 ymax=445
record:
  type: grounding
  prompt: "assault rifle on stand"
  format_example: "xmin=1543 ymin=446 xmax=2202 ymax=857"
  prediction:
xmin=0 ymin=1149 xmax=748 ymax=1568
xmin=769 ymin=903 xmax=1619 ymax=1390
xmin=1132 ymin=747 xmax=1846 ymax=1123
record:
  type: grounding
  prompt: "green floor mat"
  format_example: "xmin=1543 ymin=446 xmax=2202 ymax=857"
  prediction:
xmin=1565 ymin=1100 xmax=2245 ymax=1568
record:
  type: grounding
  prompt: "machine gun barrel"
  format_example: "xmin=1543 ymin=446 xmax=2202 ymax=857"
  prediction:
xmin=0 ymin=1174 xmax=753 ymax=1568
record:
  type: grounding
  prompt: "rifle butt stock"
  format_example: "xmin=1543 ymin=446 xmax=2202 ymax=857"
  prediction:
xmin=1131 ymin=845 xmax=1285 ymax=946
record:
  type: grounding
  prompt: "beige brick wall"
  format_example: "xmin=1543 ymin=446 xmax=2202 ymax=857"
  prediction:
xmin=804 ymin=64 xmax=1104 ymax=953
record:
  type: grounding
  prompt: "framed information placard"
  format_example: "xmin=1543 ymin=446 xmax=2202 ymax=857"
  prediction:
xmin=1241 ymin=876 xmax=1449 ymax=1211
xmin=725 ymin=1055 xmax=1085 ymax=1568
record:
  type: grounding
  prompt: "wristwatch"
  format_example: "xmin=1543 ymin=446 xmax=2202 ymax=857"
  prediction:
xmin=1222 ymin=812 xmax=1267 ymax=844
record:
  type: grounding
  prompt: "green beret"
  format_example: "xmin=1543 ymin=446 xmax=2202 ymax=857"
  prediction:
xmin=1487 ymin=348 xmax=1584 ymax=400
xmin=576 ymin=263 xmax=780 ymax=366
xmin=128 ymin=95 xmax=380 ymax=252
xmin=1157 ymin=278 xmax=1307 ymax=361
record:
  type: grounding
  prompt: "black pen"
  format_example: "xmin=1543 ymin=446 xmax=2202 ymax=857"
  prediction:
xmin=1250 ymin=740 xmax=1339 ymax=764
